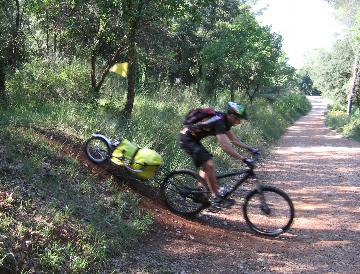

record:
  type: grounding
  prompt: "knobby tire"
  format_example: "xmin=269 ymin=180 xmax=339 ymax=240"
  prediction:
xmin=161 ymin=169 xmax=210 ymax=217
xmin=243 ymin=186 xmax=294 ymax=237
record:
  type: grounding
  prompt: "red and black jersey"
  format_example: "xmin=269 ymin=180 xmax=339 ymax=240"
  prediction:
xmin=187 ymin=111 xmax=232 ymax=140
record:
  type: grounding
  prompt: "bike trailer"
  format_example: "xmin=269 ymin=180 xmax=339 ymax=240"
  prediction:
xmin=110 ymin=139 xmax=163 ymax=180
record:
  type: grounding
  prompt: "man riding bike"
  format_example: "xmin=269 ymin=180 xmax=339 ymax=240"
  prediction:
xmin=179 ymin=102 xmax=258 ymax=211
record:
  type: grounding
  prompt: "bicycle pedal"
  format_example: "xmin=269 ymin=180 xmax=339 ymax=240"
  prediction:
xmin=219 ymin=198 xmax=235 ymax=208
xmin=221 ymin=203 xmax=234 ymax=209
xmin=207 ymin=205 xmax=222 ymax=213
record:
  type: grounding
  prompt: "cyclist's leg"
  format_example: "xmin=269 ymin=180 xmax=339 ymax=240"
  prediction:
xmin=201 ymin=159 xmax=235 ymax=208
xmin=179 ymin=135 xmax=234 ymax=209
xmin=200 ymin=159 xmax=218 ymax=196
xmin=179 ymin=134 xmax=216 ymax=193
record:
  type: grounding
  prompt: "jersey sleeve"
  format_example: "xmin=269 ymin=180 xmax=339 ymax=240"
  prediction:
xmin=214 ymin=120 xmax=228 ymax=135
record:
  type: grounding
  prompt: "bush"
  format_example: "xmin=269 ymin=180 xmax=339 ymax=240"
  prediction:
xmin=6 ymin=56 xmax=91 ymax=105
xmin=250 ymin=98 xmax=288 ymax=142
xmin=326 ymin=107 xmax=360 ymax=141
xmin=326 ymin=109 xmax=350 ymax=131
xmin=272 ymin=92 xmax=311 ymax=122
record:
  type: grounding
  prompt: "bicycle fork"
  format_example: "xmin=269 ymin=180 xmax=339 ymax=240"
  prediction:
xmin=255 ymin=180 xmax=271 ymax=215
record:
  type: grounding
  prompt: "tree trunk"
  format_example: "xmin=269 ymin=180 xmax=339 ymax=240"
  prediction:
xmin=53 ymin=33 xmax=57 ymax=54
xmin=229 ymin=83 xmax=235 ymax=101
xmin=90 ymin=51 xmax=97 ymax=97
xmin=123 ymin=26 xmax=136 ymax=118
xmin=0 ymin=67 xmax=6 ymax=105
xmin=10 ymin=0 xmax=21 ymax=69
xmin=347 ymin=51 xmax=359 ymax=115
xmin=204 ymin=68 xmax=218 ymax=99
xmin=230 ymin=89 xmax=235 ymax=102
xmin=90 ymin=43 xmax=128 ymax=99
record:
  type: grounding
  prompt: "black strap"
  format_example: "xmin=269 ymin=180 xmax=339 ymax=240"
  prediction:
xmin=130 ymin=147 xmax=141 ymax=165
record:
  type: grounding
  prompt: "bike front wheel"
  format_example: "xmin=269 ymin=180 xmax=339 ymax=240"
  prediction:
xmin=160 ymin=169 xmax=210 ymax=217
xmin=243 ymin=186 xmax=294 ymax=237
xmin=85 ymin=136 xmax=111 ymax=164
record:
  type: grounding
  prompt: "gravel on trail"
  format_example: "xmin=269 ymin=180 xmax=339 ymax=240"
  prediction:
xmin=118 ymin=96 xmax=360 ymax=274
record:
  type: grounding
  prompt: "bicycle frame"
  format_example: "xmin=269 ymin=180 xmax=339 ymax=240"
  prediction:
xmin=216 ymin=168 xmax=256 ymax=199
xmin=160 ymin=152 xmax=295 ymax=236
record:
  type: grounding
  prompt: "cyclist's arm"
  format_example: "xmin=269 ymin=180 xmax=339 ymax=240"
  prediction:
xmin=216 ymin=133 xmax=246 ymax=161
xmin=225 ymin=130 xmax=252 ymax=150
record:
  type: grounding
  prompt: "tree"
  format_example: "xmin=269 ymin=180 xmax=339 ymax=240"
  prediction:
xmin=121 ymin=0 xmax=215 ymax=116
xmin=0 ymin=0 xmax=24 ymax=102
xmin=347 ymin=10 xmax=360 ymax=114
xmin=201 ymin=6 xmax=292 ymax=102
xmin=304 ymin=37 xmax=356 ymax=103
xmin=298 ymin=72 xmax=316 ymax=95
xmin=326 ymin=0 xmax=360 ymax=114
xmin=27 ymin=0 xmax=209 ymax=116
xmin=347 ymin=49 xmax=359 ymax=113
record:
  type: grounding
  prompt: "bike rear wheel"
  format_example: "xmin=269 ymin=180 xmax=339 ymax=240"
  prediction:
xmin=85 ymin=136 xmax=111 ymax=164
xmin=243 ymin=186 xmax=294 ymax=237
xmin=161 ymin=169 xmax=210 ymax=217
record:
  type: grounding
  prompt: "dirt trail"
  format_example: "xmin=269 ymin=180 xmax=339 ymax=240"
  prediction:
xmin=117 ymin=96 xmax=360 ymax=273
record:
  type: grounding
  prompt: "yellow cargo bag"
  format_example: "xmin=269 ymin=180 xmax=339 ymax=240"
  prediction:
xmin=110 ymin=139 xmax=163 ymax=180
xmin=132 ymin=148 xmax=163 ymax=180
xmin=111 ymin=139 xmax=138 ymax=166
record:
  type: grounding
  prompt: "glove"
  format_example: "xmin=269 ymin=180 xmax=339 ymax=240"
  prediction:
xmin=248 ymin=147 xmax=259 ymax=154
xmin=243 ymin=158 xmax=255 ymax=167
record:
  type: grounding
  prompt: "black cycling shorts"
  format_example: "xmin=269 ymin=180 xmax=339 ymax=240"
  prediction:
xmin=179 ymin=133 xmax=212 ymax=168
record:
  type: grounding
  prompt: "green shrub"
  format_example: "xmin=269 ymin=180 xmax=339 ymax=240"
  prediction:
xmin=272 ymin=92 xmax=311 ymax=122
xmin=326 ymin=109 xmax=349 ymax=131
xmin=250 ymin=98 xmax=288 ymax=142
xmin=6 ymin=57 xmax=91 ymax=105
xmin=326 ymin=107 xmax=360 ymax=141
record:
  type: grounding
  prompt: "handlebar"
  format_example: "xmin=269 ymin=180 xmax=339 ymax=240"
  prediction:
xmin=243 ymin=152 xmax=260 ymax=169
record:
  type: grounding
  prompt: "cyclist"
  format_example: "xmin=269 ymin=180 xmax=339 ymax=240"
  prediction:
xmin=179 ymin=102 xmax=258 ymax=211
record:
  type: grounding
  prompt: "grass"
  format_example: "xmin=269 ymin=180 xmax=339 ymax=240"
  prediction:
xmin=0 ymin=127 xmax=153 ymax=273
xmin=326 ymin=106 xmax=360 ymax=141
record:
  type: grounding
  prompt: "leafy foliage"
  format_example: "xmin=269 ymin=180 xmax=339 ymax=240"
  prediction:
xmin=6 ymin=57 xmax=91 ymax=105
xmin=303 ymin=38 xmax=354 ymax=104
xmin=326 ymin=106 xmax=360 ymax=141
xmin=201 ymin=6 xmax=294 ymax=102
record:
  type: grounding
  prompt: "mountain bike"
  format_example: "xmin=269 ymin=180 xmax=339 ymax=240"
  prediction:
xmin=85 ymin=133 xmax=294 ymax=237
xmin=160 ymin=154 xmax=295 ymax=237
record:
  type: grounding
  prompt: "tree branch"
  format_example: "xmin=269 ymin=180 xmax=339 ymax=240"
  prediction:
xmin=94 ymin=45 xmax=129 ymax=93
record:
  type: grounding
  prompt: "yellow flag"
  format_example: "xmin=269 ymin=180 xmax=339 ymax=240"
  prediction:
xmin=110 ymin=62 xmax=128 ymax=77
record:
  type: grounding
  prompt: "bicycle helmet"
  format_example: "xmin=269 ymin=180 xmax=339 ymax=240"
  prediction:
xmin=227 ymin=102 xmax=248 ymax=119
